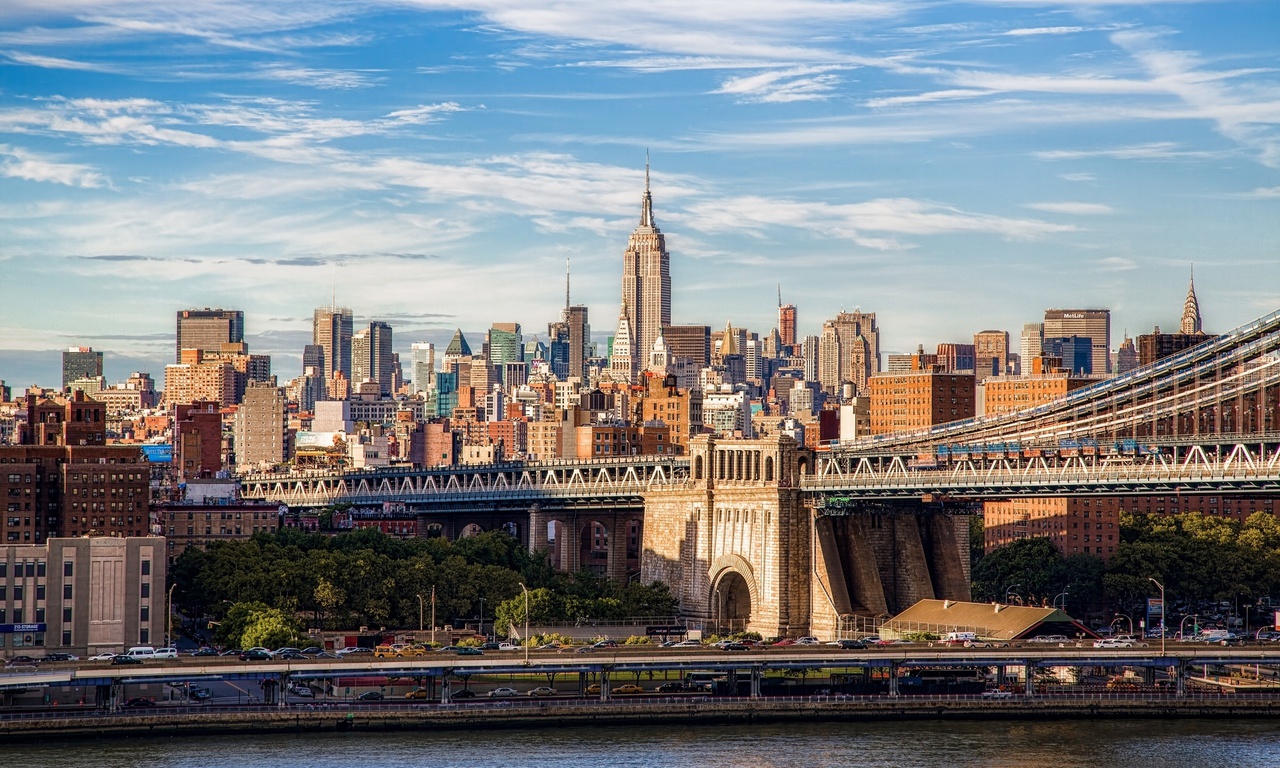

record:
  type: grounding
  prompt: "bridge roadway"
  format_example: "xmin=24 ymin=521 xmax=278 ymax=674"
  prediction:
xmin=10 ymin=646 xmax=1280 ymax=694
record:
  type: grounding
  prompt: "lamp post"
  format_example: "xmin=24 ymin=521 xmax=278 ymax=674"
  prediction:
xmin=714 ymin=588 xmax=721 ymax=635
xmin=479 ymin=598 xmax=486 ymax=641
xmin=1053 ymin=587 xmax=1070 ymax=611
xmin=1005 ymin=584 xmax=1021 ymax=604
xmin=415 ymin=593 xmax=424 ymax=633
xmin=167 ymin=583 xmax=177 ymax=648
xmin=1180 ymin=614 xmax=1199 ymax=641
xmin=430 ymin=587 xmax=437 ymax=647
xmin=519 ymin=583 xmax=530 ymax=665
xmin=1148 ymin=578 xmax=1166 ymax=656
xmin=1112 ymin=614 xmax=1134 ymax=636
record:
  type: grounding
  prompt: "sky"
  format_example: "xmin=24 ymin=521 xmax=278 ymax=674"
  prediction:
xmin=1 ymin=0 xmax=1278 ymax=387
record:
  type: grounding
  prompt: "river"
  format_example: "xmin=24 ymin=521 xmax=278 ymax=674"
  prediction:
xmin=12 ymin=718 xmax=1280 ymax=766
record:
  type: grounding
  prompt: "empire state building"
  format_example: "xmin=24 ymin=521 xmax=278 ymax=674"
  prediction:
xmin=618 ymin=159 xmax=671 ymax=380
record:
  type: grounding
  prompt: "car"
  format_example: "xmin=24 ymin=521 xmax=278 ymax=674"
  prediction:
xmin=436 ymin=645 xmax=462 ymax=653
xmin=356 ymin=691 xmax=383 ymax=701
xmin=528 ymin=686 xmax=558 ymax=697
xmin=874 ymin=639 xmax=912 ymax=646
xmin=274 ymin=647 xmax=301 ymax=656
xmin=276 ymin=651 xmax=307 ymax=660
xmin=613 ymin=684 xmax=645 ymax=694
xmin=575 ymin=645 xmax=597 ymax=653
xmin=314 ymin=651 xmax=339 ymax=659
xmin=124 ymin=697 xmax=157 ymax=708
xmin=6 ymin=655 xmax=38 ymax=666
xmin=497 ymin=643 xmax=519 ymax=652
xmin=300 ymin=647 xmax=324 ymax=655
xmin=89 ymin=652 xmax=118 ymax=661
xmin=191 ymin=647 xmax=218 ymax=657
xmin=674 ymin=639 xmax=703 ymax=648
xmin=289 ymin=685 xmax=314 ymax=698
xmin=488 ymin=687 xmax=519 ymax=698
xmin=834 ymin=639 xmax=867 ymax=650
xmin=450 ymin=689 xmax=476 ymax=699
xmin=220 ymin=649 xmax=244 ymax=657
xmin=454 ymin=647 xmax=483 ymax=656
xmin=152 ymin=647 xmax=180 ymax=660
xmin=981 ymin=690 xmax=1014 ymax=699
xmin=397 ymin=645 xmax=429 ymax=657
xmin=593 ymin=640 xmax=618 ymax=648
xmin=40 ymin=652 xmax=79 ymax=662
xmin=1093 ymin=639 xmax=1133 ymax=649
xmin=190 ymin=687 xmax=212 ymax=701
xmin=796 ymin=636 xmax=820 ymax=646
xmin=112 ymin=654 xmax=143 ymax=665
xmin=656 ymin=682 xmax=684 ymax=693
xmin=405 ymin=688 xmax=431 ymax=699
xmin=721 ymin=642 xmax=749 ymax=651
xmin=479 ymin=642 xmax=500 ymax=651
xmin=585 ymin=683 xmax=602 ymax=695
xmin=771 ymin=638 xmax=796 ymax=646
xmin=239 ymin=650 xmax=273 ymax=661
xmin=245 ymin=647 xmax=274 ymax=656
xmin=337 ymin=646 xmax=372 ymax=656
xmin=535 ymin=643 xmax=561 ymax=650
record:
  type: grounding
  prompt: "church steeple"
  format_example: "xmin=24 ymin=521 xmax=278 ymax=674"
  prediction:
xmin=1181 ymin=267 xmax=1203 ymax=335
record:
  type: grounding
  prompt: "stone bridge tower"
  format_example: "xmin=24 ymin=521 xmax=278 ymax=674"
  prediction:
xmin=642 ymin=434 xmax=812 ymax=638
xmin=641 ymin=434 xmax=972 ymax=639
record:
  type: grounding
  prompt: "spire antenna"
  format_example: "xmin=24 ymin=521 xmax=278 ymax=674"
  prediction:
xmin=565 ymin=257 xmax=571 ymax=312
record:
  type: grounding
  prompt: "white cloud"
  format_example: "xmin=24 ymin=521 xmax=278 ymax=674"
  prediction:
xmin=1059 ymin=173 xmax=1096 ymax=182
xmin=865 ymin=89 xmax=989 ymax=108
xmin=1097 ymin=256 xmax=1137 ymax=272
xmin=251 ymin=64 xmax=381 ymax=90
xmin=1035 ymin=142 xmax=1225 ymax=161
xmin=3 ymin=50 xmax=118 ymax=71
xmin=0 ymin=144 xmax=108 ymax=187
xmin=1232 ymin=186 xmax=1280 ymax=199
xmin=714 ymin=66 xmax=845 ymax=103
xmin=1004 ymin=27 xmax=1086 ymax=37
xmin=1023 ymin=202 xmax=1114 ymax=215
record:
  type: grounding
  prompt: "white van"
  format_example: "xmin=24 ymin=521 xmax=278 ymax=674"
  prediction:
xmin=152 ymin=647 xmax=179 ymax=660
xmin=943 ymin=632 xmax=977 ymax=645
xmin=126 ymin=646 xmax=157 ymax=659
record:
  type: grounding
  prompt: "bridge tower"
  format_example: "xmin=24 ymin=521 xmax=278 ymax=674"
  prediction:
xmin=642 ymin=434 xmax=813 ymax=638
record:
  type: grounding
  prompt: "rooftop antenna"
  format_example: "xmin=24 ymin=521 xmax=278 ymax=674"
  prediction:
xmin=778 ymin=284 xmax=782 ymax=308
xmin=565 ymin=257 xmax=571 ymax=312
xmin=330 ymin=262 xmax=337 ymax=309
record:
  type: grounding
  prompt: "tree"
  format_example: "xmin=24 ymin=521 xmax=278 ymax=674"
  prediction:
xmin=241 ymin=608 xmax=303 ymax=649
xmin=214 ymin=601 xmax=271 ymax=648
xmin=971 ymin=537 xmax=1065 ymax=604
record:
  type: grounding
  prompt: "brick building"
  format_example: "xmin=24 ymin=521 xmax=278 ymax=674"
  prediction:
xmin=868 ymin=372 xmax=976 ymax=434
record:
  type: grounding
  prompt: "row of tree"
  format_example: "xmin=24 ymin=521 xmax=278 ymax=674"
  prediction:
xmin=972 ymin=511 xmax=1280 ymax=619
xmin=172 ymin=527 xmax=676 ymax=643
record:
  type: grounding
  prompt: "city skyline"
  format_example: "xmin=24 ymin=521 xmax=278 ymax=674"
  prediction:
xmin=1 ymin=1 xmax=1278 ymax=386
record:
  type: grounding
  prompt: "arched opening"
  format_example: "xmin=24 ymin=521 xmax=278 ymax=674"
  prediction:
xmin=712 ymin=571 xmax=753 ymax=636
xmin=764 ymin=456 xmax=774 ymax=482
xmin=459 ymin=523 xmax=484 ymax=538
xmin=694 ymin=455 xmax=703 ymax=480
xmin=579 ymin=520 xmax=610 ymax=576
xmin=424 ymin=522 xmax=444 ymax=538
xmin=500 ymin=520 xmax=521 ymax=543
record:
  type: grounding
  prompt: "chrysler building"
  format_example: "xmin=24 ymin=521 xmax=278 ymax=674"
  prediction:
xmin=618 ymin=156 xmax=671 ymax=381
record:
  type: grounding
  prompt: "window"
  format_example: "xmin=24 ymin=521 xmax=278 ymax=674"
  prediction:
xmin=35 ymin=585 xmax=45 ymax=601
xmin=63 ymin=561 xmax=73 ymax=578
xmin=35 ymin=608 xmax=44 ymax=623
xmin=62 ymin=607 xmax=71 ymax=623
xmin=24 ymin=562 xmax=34 ymax=577
xmin=36 ymin=561 xmax=45 ymax=578
xmin=140 ymin=582 xmax=150 ymax=599
xmin=63 ymin=584 xmax=72 ymax=600
xmin=140 ymin=606 xmax=149 ymax=622
xmin=62 ymin=630 xmax=72 ymax=647
xmin=140 ymin=628 xmax=149 ymax=644
xmin=13 ymin=585 xmax=23 ymax=601
xmin=141 ymin=560 xmax=151 ymax=576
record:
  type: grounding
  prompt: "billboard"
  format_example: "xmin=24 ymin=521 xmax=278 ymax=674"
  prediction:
xmin=140 ymin=444 xmax=172 ymax=463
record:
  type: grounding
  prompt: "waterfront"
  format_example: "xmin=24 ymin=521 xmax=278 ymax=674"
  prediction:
xmin=12 ymin=719 xmax=1280 ymax=767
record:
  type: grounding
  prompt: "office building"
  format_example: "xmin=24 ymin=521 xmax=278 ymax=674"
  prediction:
xmin=410 ymin=343 xmax=435 ymax=394
xmin=176 ymin=309 xmax=243 ymax=363
xmin=313 ymin=305 xmax=353 ymax=386
xmin=488 ymin=323 xmax=523 ymax=374
xmin=619 ymin=159 xmax=671 ymax=376
xmin=778 ymin=300 xmax=797 ymax=349
xmin=1044 ymin=336 xmax=1093 ymax=376
xmin=663 ymin=325 xmax=710 ymax=368
xmin=973 ymin=330 xmax=1009 ymax=379
xmin=352 ymin=321 xmax=394 ymax=396
xmin=1044 ymin=309 xmax=1110 ymax=376
xmin=61 ymin=347 xmax=103 ymax=389
xmin=868 ymin=372 xmax=976 ymax=434
xmin=233 ymin=382 xmax=289 ymax=469
xmin=1020 ymin=323 xmax=1044 ymax=373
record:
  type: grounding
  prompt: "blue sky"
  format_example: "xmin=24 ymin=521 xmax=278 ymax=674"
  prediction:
xmin=1 ymin=0 xmax=1278 ymax=387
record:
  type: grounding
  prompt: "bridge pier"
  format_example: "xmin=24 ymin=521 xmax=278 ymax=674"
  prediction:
xmin=1024 ymin=662 xmax=1035 ymax=697
xmin=888 ymin=662 xmax=900 ymax=697
xmin=441 ymin=677 xmax=452 ymax=704
xmin=750 ymin=667 xmax=761 ymax=698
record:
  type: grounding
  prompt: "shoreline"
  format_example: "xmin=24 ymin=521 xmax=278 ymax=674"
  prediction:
xmin=6 ymin=696 xmax=1280 ymax=743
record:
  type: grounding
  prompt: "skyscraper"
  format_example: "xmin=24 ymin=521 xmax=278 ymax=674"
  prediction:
xmin=352 ymin=321 xmax=394 ymax=395
xmin=619 ymin=157 xmax=670 ymax=381
xmin=1044 ymin=309 xmax=1110 ymax=376
xmin=1181 ymin=271 xmax=1203 ymax=335
xmin=778 ymin=302 xmax=797 ymax=349
xmin=410 ymin=342 xmax=435 ymax=394
xmin=62 ymin=347 xmax=103 ymax=388
xmin=1020 ymin=323 xmax=1044 ymax=372
xmin=313 ymin=305 xmax=353 ymax=385
xmin=176 ymin=308 xmax=243 ymax=362
xmin=973 ymin=330 xmax=1009 ymax=379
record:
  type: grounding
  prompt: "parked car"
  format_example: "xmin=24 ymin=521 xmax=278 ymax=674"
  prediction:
xmin=289 ymin=685 xmax=314 ymax=698
xmin=528 ymin=686 xmax=558 ymax=697
xmin=239 ymin=650 xmax=273 ymax=661
xmin=488 ymin=687 xmax=519 ymax=698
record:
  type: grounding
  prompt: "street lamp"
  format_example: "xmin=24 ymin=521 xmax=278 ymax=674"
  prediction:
xmin=1005 ymin=584 xmax=1021 ymax=604
xmin=714 ymin=588 xmax=721 ymax=635
xmin=1112 ymin=614 xmax=1134 ymax=636
xmin=431 ymin=587 xmax=437 ymax=647
xmin=1180 ymin=614 xmax=1199 ymax=641
xmin=479 ymin=598 xmax=486 ymax=641
xmin=1148 ymin=578 xmax=1166 ymax=656
xmin=415 ymin=593 xmax=424 ymax=633
xmin=519 ymin=583 xmax=530 ymax=665
xmin=1053 ymin=587 xmax=1070 ymax=611
xmin=167 ymin=583 xmax=177 ymax=647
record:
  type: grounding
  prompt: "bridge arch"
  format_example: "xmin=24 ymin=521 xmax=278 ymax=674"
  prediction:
xmin=459 ymin=522 xmax=485 ymax=538
xmin=709 ymin=554 xmax=759 ymax=635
